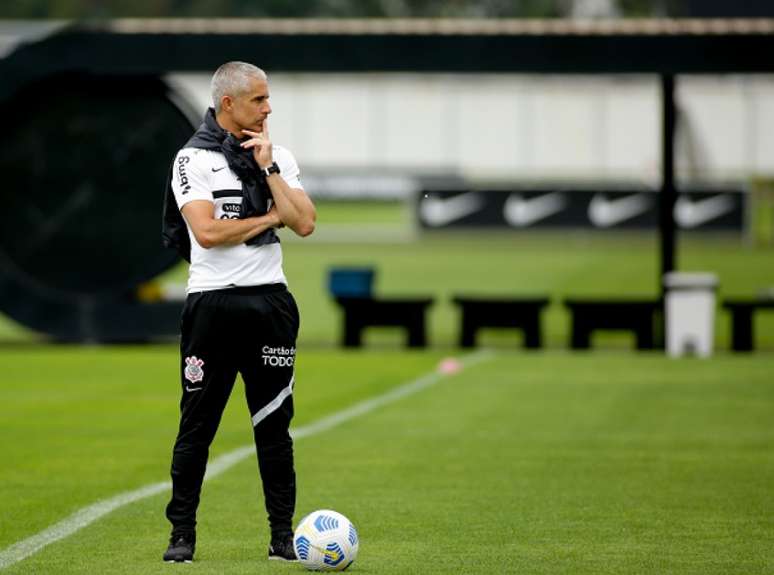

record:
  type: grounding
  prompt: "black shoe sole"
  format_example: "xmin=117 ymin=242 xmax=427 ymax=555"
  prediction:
xmin=164 ymin=558 xmax=193 ymax=563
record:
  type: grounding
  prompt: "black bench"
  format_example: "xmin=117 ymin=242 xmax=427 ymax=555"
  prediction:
xmin=722 ymin=299 xmax=774 ymax=351
xmin=327 ymin=266 xmax=434 ymax=348
xmin=564 ymin=298 xmax=661 ymax=350
xmin=334 ymin=297 xmax=434 ymax=348
xmin=452 ymin=296 xmax=550 ymax=348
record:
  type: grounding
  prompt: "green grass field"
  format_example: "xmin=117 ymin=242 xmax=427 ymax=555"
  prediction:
xmin=1 ymin=346 xmax=773 ymax=574
xmin=1 ymin=202 xmax=773 ymax=573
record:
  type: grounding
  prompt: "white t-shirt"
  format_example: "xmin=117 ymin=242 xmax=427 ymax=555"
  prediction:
xmin=171 ymin=145 xmax=303 ymax=293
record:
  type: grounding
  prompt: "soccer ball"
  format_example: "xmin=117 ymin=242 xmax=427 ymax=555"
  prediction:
xmin=293 ymin=509 xmax=359 ymax=571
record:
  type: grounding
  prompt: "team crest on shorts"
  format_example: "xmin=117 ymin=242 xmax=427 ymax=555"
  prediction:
xmin=184 ymin=356 xmax=205 ymax=384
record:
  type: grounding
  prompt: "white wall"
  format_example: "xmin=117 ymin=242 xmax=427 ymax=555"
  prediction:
xmin=167 ymin=72 xmax=774 ymax=185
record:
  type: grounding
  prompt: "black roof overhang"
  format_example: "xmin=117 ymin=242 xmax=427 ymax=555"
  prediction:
xmin=1 ymin=19 xmax=774 ymax=88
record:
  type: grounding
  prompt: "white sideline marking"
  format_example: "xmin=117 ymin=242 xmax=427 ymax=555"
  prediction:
xmin=0 ymin=350 xmax=493 ymax=570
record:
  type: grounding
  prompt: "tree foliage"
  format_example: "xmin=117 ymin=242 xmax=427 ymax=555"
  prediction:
xmin=1 ymin=0 xmax=688 ymax=19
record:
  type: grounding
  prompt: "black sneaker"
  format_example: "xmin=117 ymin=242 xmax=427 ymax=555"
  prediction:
xmin=268 ymin=536 xmax=298 ymax=562
xmin=163 ymin=532 xmax=195 ymax=563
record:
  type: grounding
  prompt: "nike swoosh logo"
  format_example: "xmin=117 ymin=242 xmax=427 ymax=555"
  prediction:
xmin=503 ymin=192 xmax=567 ymax=227
xmin=588 ymin=193 xmax=652 ymax=228
xmin=674 ymin=194 xmax=735 ymax=228
xmin=211 ymin=166 xmax=227 ymax=173
xmin=185 ymin=386 xmax=203 ymax=392
xmin=419 ymin=192 xmax=483 ymax=227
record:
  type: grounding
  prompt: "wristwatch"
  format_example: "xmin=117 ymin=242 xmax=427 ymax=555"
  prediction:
xmin=261 ymin=162 xmax=281 ymax=177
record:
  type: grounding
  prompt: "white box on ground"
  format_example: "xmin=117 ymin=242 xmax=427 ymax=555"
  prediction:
xmin=663 ymin=272 xmax=719 ymax=358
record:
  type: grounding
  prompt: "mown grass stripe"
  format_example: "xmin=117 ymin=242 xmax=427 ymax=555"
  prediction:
xmin=0 ymin=350 xmax=492 ymax=570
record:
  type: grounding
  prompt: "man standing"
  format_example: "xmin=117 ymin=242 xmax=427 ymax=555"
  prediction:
xmin=161 ymin=62 xmax=315 ymax=563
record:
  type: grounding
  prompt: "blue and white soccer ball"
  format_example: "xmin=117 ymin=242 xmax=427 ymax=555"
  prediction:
xmin=293 ymin=509 xmax=359 ymax=571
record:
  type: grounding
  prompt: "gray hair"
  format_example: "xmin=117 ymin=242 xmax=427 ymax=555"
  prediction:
xmin=211 ymin=62 xmax=267 ymax=113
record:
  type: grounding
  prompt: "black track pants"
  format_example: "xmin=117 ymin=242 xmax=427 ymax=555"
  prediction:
xmin=165 ymin=284 xmax=299 ymax=539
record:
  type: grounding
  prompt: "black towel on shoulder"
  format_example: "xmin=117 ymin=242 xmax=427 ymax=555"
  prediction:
xmin=162 ymin=108 xmax=278 ymax=262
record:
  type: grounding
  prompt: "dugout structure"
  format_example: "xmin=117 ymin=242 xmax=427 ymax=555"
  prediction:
xmin=0 ymin=18 xmax=773 ymax=341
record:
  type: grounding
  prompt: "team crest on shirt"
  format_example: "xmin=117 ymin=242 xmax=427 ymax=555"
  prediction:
xmin=184 ymin=356 xmax=205 ymax=383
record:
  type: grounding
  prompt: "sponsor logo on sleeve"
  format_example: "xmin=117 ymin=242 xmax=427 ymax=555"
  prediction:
xmin=177 ymin=155 xmax=191 ymax=195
